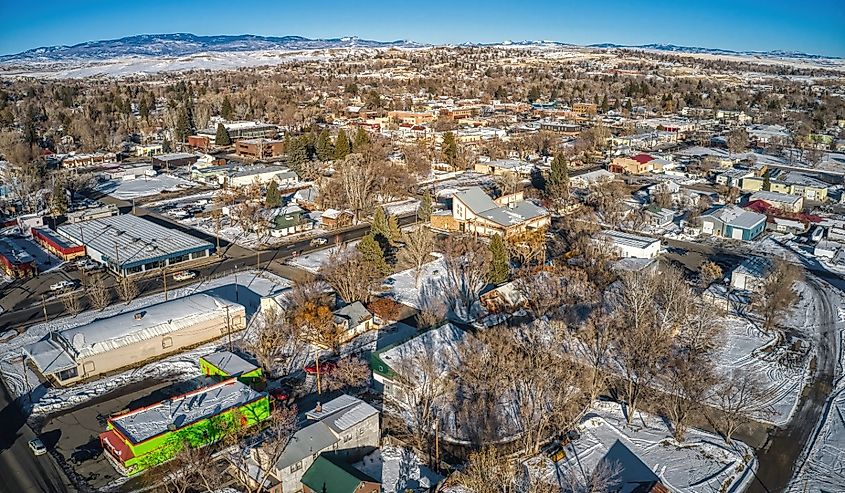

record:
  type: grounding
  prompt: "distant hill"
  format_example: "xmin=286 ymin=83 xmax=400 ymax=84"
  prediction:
xmin=586 ymin=42 xmax=839 ymax=60
xmin=0 ymin=33 xmax=424 ymax=62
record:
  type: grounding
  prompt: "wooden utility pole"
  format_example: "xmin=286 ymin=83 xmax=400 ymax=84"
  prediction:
xmin=256 ymin=250 xmax=260 ymax=271
xmin=225 ymin=305 xmax=232 ymax=351
xmin=41 ymin=295 xmax=48 ymax=323
xmin=214 ymin=211 xmax=222 ymax=256
xmin=316 ymin=355 xmax=322 ymax=395
xmin=162 ymin=267 xmax=168 ymax=301
xmin=435 ymin=419 xmax=440 ymax=472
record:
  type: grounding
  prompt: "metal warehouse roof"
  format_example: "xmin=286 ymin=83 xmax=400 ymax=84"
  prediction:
xmin=111 ymin=378 xmax=264 ymax=443
xmin=56 ymin=214 xmax=213 ymax=269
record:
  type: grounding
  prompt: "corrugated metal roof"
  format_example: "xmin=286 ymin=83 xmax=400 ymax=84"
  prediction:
xmin=57 ymin=214 xmax=213 ymax=269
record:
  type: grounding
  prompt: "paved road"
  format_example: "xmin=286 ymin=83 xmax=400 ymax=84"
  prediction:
xmin=746 ymin=276 xmax=839 ymax=493
xmin=0 ymin=380 xmax=72 ymax=493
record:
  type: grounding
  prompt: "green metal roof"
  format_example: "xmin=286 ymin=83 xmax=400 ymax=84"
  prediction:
xmin=300 ymin=453 xmax=378 ymax=493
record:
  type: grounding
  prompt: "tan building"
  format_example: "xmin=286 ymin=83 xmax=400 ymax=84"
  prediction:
xmin=572 ymin=102 xmax=598 ymax=115
xmin=61 ymin=152 xmax=116 ymax=169
xmin=610 ymin=154 xmax=656 ymax=174
xmin=451 ymin=187 xmax=550 ymax=238
xmin=235 ymin=138 xmax=285 ymax=159
xmin=387 ymin=110 xmax=435 ymax=125
xmin=24 ymin=294 xmax=245 ymax=386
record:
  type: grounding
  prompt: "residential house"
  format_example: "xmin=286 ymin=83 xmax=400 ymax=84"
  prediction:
xmin=450 ymin=187 xmax=550 ymax=238
xmin=321 ymin=209 xmax=354 ymax=230
xmin=597 ymin=230 xmax=661 ymax=259
xmin=228 ymin=165 xmax=298 ymax=188
xmin=701 ymin=205 xmax=767 ymax=241
xmin=742 ymin=170 xmax=829 ymax=201
xmin=233 ymin=395 xmax=380 ymax=493
xmin=301 ymin=454 xmax=380 ymax=493
xmin=331 ymin=302 xmax=375 ymax=347
xmin=152 ymin=153 xmax=199 ymax=170
xmin=271 ymin=205 xmax=315 ymax=237
xmin=371 ymin=323 xmax=464 ymax=401
xmin=570 ymin=169 xmax=615 ymax=188
xmin=716 ymin=168 xmax=753 ymax=188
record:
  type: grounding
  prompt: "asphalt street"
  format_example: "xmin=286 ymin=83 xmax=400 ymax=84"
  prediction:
xmin=0 ymin=379 xmax=71 ymax=493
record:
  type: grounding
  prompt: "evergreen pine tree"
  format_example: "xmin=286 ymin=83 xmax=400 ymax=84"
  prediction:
xmin=353 ymin=127 xmax=370 ymax=149
xmin=51 ymin=181 xmax=68 ymax=216
xmin=286 ymin=135 xmax=308 ymax=166
xmin=357 ymin=234 xmax=389 ymax=275
xmin=266 ymin=181 xmax=282 ymax=207
xmin=763 ymin=175 xmax=771 ymax=191
xmin=547 ymin=153 xmax=570 ymax=200
xmin=221 ymin=96 xmax=233 ymax=120
xmin=387 ymin=215 xmax=401 ymax=244
xmin=417 ymin=192 xmax=433 ymax=222
xmin=215 ymin=123 xmax=231 ymax=146
xmin=334 ymin=129 xmax=351 ymax=160
xmin=139 ymin=98 xmax=149 ymax=120
xmin=488 ymin=234 xmax=509 ymax=285
xmin=162 ymin=137 xmax=172 ymax=153
xmin=315 ymin=129 xmax=334 ymax=161
xmin=370 ymin=207 xmax=390 ymax=243
xmin=442 ymin=131 xmax=457 ymax=165
xmin=175 ymin=108 xmax=190 ymax=142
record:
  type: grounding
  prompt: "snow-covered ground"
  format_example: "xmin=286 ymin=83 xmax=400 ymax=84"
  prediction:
xmin=286 ymin=241 xmax=359 ymax=275
xmin=383 ymin=198 xmax=420 ymax=217
xmin=552 ymin=401 xmax=756 ymax=493
xmin=355 ymin=446 xmax=443 ymax=493
xmin=0 ymin=270 xmax=290 ymax=418
xmin=94 ymin=174 xmax=199 ymax=200
xmin=787 ymin=293 xmax=845 ymax=491
xmin=381 ymin=255 xmax=447 ymax=311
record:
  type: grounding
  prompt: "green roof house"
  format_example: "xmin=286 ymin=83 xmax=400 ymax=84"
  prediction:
xmin=301 ymin=453 xmax=380 ymax=493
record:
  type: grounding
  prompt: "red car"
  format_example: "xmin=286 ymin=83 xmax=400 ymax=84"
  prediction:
xmin=304 ymin=360 xmax=337 ymax=375
xmin=269 ymin=386 xmax=291 ymax=402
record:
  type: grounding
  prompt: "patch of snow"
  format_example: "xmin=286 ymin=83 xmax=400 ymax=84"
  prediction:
xmin=95 ymin=174 xmax=199 ymax=200
xmin=355 ymin=446 xmax=443 ymax=493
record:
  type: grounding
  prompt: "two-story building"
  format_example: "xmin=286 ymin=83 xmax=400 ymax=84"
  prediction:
xmin=449 ymin=187 xmax=550 ymax=238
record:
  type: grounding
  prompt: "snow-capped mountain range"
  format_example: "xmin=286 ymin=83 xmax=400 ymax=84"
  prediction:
xmin=1 ymin=33 xmax=838 ymax=63
xmin=0 ymin=33 xmax=423 ymax=62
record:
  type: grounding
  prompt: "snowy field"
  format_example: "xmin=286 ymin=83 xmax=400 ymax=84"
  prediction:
xmin=552 ymin=401 xmax=756 ymax=493
xmin=713 ymin=281 xmax=821 ymax=426
xmin=355 ymin=446 xmax=443 ymax=493
xmin=94 ymin=174 xmax=199 ymax=200
xmin=0 ymin=269 xmax=291 ymax=418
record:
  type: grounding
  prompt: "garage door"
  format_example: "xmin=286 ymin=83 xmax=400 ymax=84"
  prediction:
xmin=731 ymin=228 xmax=744 ymax=240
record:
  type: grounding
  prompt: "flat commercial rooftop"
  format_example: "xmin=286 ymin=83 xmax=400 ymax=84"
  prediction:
xmin=111 ymin=378 xmax=264 ymax=443
xmin=57 ymin=214 xmax=212 ymax=269
xmin=599 ymin=230 xmax=660 ymax=250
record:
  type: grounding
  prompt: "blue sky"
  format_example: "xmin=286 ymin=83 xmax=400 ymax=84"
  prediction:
xmin=1 ymin=0 xmax=843 ymax=56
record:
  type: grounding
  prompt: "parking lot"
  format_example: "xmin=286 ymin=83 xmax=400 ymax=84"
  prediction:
xmin=38 ymin=378 xmax=208 ymax=491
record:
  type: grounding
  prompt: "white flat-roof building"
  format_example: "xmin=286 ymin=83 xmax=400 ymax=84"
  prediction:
xmin=57 ymin=214 xmax=213 ymax=276
xmin=23 ymin=294 xmax=245 ymax=386
xmin=597 ymin=230 xmax=661 ymax=259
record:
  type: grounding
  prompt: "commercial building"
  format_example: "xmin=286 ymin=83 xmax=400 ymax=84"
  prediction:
xmin=227 ymin=165 xmax=298 ymax=188
xmin=0 ymin=237 xmax=36 ymax=278
xmin=151 ymin=153 xmax=199 ymax=170
xmin=597 ymin=230 xmax=661 ymax=259
xmin=748 ymin=191 xmax=804 ymax=213
xmin=100 ymin=378 xmax=269 ymax=476
xmin=474 ymin=159 xmax=536 ymax=179
xmin=32 ymin=228 xmax=86 ymax=261
xmin=235 ymin=138 xmax=285 ymax=159
xmin=23 ymin=294 xmax=246 ymax=386
xmin=197 ymin=121 xmax=279 ymax=140
xmin=56 ymin=214 xmax=214 ymax=276
xmin=701 ymin=205 xmax=767 ymax=241
xmin=730 ymin=256 xmax=771 ymax=291
xmin=61 ymin=152 xmax=116 ymax=170
xmin=65 ymin=203 xmax=119 ymax=224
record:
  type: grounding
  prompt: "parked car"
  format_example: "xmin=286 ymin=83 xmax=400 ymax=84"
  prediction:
xmin=172 ymin=271 xmax=197 ymax=282
xmin=310 ymin=237 xmax=328 ymax=246
xmin=304 ymin=359 xmax=337 ymax=375
xmin=28 ymin=438 xmax=47 ymax=456
xmin=268 ymin=384 xmax=292 ymax=402
xmin=79 ymin=260 xmax=102 ymax=272
xmin=50 ymin=280 xmax=75 ymax=292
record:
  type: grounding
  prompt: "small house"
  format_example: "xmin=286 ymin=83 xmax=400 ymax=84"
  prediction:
xmin=333 ymin=301 xmax=375 ymax=344
xmin=322 ymin=209 xmax=354 ymax=230
xmin=301 ymin=454 xmax=380 ymax=493
xmin=199 ymin=350 xmax=262 ymax=383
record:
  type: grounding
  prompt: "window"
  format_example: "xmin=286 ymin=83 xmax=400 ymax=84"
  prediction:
xmin=344 ymin=434 xmax=352 ymax=442
xmin=162 ymin=337 xmax=173 ymax=349
xmin=57 ymin=367 xmax=78 ymax=381
xmin=290 ymin=461 xmax=302 ymax=473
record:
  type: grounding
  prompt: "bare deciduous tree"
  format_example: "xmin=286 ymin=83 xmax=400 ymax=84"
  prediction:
xmin=713 ymin=369 xmax=774 ymax=444
xmin=754 ymin=259 xmax=801 ymax=332
xmin=87 ymin=274 xmax=110 ymax=310
xmin=441 ymin=235 xmax=491 ymax=321
xmin=250 ymin=307 xmax=303 ymax=377
xmin=227 ymin=406 xmax=298 ymax=493
xmin=397 ymin=226 xmax=435 ymax=286
xmin=320 ymin=247 xmax=381 ymax=304
xmin=324 ymin=356 xmax=371 ymax=392
xmin=62 ymin=292 xmax=82 ymax=316
xmin=116 ymin=276 xmax=139 ymax=304
xmin=563 ymin=459 xmax=622 ymax=493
